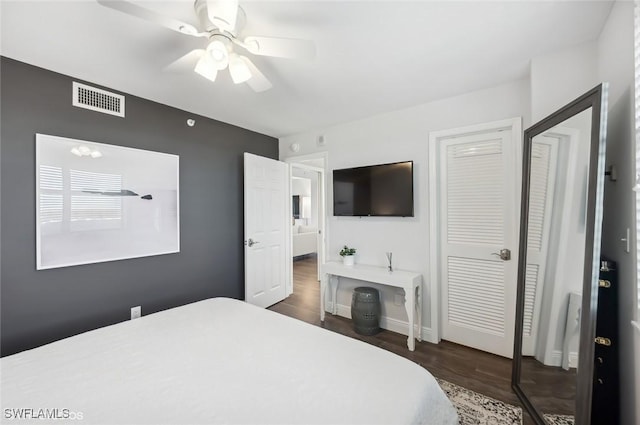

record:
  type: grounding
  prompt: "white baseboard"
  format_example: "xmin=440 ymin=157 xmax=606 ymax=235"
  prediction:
xmin=568 ymin=352 xmax=579 ymax=369
xmin=548 ymin=349 xmax=578 ymax=368
xmin=548 ymin=350 xmax=563 ymax=367
xmin=327 ymin=302 xmax=437 ymax=344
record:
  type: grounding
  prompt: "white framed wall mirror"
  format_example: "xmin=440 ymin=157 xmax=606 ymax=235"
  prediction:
xmin=512 ymin=84 xmax=608 ymax=424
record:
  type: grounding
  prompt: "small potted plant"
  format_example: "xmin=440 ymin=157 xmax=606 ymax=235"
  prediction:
xmin=339 ymin=245 xmax=356 ymax=266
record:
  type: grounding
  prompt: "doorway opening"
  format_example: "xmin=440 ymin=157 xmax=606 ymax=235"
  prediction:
xmin=286 ymin=153 xmax=327 ymax=307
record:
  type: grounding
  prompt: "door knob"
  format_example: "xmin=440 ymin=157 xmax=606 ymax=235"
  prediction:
xmin=491 ymin=248 xmax=511 ymax=261
xmin=245 ymin=238 xmax=260 ymax=247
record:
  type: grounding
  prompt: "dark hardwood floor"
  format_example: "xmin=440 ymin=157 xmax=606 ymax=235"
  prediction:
xmin=269 ymin=256 xmax=572 ymax=425
xmin=520 ymin=357 xmax=576 ymax=417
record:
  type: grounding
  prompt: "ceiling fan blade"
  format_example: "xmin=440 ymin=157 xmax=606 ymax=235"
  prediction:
xmin=242 ymin=36 xmax=315 ymax=60
xmin=163 ymin=49 xmax=204 ymax=73
xmin=206 ymin=0 xmax=239 ymax=32
xmin=240 ymin=56 xmax=272 ymax=92
xmin=96 ymin=0 xmax=205 ymax=37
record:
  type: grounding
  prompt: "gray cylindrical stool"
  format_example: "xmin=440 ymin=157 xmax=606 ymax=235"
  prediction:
xmin=351 ymin=287 xmax=381 ymax=335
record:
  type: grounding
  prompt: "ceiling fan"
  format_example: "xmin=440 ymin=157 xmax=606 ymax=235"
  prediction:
xmin=96 ymin=0 xmax=316 ymax=92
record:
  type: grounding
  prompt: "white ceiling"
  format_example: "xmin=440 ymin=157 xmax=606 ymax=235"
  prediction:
xmin=1 ymin=0 xmax=614 ymax=138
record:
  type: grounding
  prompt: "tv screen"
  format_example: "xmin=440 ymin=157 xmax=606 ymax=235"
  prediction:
xmin=333 ymin=161 xmax=414 ymax=217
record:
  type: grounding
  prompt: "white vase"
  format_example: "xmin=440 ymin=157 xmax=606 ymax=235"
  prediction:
xmin=342 ymin=255 xmax=355 ymax=266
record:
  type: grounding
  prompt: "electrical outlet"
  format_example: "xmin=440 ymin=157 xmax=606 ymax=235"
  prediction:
xmin=131 ymin=306 xmax=141 ymax=320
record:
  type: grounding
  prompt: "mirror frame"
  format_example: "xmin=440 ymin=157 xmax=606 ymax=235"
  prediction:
xmin=512 ymin=83 xmax=608 ymax=425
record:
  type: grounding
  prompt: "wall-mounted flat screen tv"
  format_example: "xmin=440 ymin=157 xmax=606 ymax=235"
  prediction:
xmin=333 ymin=161 xmax=414 ymax=217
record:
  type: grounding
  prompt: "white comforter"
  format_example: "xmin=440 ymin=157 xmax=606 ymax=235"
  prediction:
xmin=1 ymin=298 xmax=458 ymax=425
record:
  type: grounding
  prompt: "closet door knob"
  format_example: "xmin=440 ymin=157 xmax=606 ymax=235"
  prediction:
xmin=491 ymin=248 xmax=511 ymax=261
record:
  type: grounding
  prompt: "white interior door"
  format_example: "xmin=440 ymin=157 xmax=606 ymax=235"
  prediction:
xmin=244 ymin=153 xmax=290 ymax=308
xmin=438 ymin=129 xmax=518 ymax=358
xmin=522 ymin=136 xmax=559 ymax=355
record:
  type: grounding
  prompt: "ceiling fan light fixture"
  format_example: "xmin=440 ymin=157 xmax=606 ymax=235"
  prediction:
xmin=207 ymin=39 xmax=230 ymax=70
xmin=194 ymin=53 xmax=218 ymax=82
xmin=229 ymin=54 xmax=252 ymax=84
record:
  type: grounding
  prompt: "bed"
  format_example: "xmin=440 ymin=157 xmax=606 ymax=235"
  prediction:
xmin=1 ymin=298 xmax=458 ymax=425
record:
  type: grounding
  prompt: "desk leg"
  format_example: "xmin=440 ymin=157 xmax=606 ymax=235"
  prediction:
xmin=404 ymin=288 xmax=415 ymax=351
xmin=416 ymin=285 xmax=422 ymax=342
xmin=320 ymin=273 xmax=327 ymax=322
xmin=331 ymin=276 xmax=339 ymax=315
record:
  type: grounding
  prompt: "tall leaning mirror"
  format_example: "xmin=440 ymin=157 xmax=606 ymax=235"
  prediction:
xmin=512 ymin=84 xmax=608 ymax=425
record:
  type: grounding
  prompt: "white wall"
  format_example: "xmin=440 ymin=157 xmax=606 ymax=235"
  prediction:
xmin=292 ymin=177 xmax=311 ymax=197
xmin=596 ymin=2 xmax=638 ymax=424
xmin=531 ymin=41 xmax=598 ymax=122
xmin=280 ymin=79 xmax=530 ymax=339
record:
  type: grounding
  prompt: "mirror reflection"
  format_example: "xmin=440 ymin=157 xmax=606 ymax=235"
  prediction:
xmin=519 ymin=108 xmax=593 ymax=422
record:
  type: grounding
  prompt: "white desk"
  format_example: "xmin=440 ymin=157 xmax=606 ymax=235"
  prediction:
xmin=320 ymin=261 xmax=422 ymax=351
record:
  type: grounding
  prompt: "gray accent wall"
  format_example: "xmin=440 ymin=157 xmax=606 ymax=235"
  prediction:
xmin=0 ymin=57 xmax=278 ymax=357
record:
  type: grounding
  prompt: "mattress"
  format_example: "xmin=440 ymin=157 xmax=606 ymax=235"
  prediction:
xmin=1 ymin=298 xmax=458 ymax=425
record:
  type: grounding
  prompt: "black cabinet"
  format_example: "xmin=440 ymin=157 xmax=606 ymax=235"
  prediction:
xmin=591 ymin=257 xmax=619 ymax=424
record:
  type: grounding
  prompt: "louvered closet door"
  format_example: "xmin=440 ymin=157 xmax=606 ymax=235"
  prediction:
xmin=522 ymin=136 xmax=559 ymax=355
xmin=440 ymin=130 xmax=517 ymax=358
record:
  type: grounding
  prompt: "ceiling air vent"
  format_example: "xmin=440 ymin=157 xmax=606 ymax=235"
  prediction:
xmin=72 ymin=82 xmax=125 ymax=117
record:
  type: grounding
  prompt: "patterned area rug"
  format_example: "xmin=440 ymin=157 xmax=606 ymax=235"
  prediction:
xmin=544 ymin=414 xmax=575 ymax=425
xmin=437 ymin=378 xmax=522 ymax=425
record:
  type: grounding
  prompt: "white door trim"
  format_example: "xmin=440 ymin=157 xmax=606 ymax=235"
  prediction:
xmin=428 ymin=117 xmax=522 ymax=345
xmin=285 ymin=152 xmax=328 ymax=281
